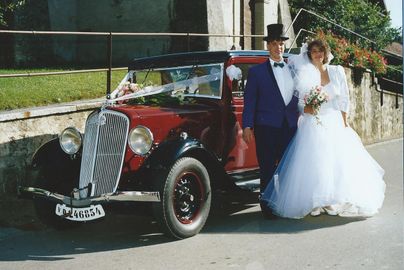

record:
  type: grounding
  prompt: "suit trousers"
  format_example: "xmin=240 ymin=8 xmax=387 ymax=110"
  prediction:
xmin=254 ymin=119 xmax=297 ymax=192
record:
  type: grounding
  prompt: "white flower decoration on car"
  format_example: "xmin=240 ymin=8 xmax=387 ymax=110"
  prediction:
xmin=117 ymin=82 xmax=143 ymax=98
xmin=226 ymin=65 xmax=242 ymax=81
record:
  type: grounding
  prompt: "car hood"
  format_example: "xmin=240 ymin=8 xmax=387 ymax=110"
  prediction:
xmin=107 ymin=104 xmax=220 ymax=143
xmin=108 ymin=104 xmax=216 ymax=119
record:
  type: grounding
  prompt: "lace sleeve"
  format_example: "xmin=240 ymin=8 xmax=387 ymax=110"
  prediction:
xmin=337 ymin=66 xmax=350 ymax=113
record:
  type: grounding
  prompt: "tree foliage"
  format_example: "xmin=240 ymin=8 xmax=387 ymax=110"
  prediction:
xmin=0 ymin=0 xmax=51 ymax=68
xmin=288 ymin=0 xmax=402 ymax=49
xmin=0 ymin=0 xmax=25 ymax=28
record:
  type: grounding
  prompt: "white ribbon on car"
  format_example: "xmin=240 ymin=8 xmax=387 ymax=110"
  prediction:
xmin=105 ymin=70 xmax=222 ymax=105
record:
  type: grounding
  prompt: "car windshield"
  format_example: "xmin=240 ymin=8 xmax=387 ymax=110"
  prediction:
xmin=111 ymin=63 xmax=223 ymax=105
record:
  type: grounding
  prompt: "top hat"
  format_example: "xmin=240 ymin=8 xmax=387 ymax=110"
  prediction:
xmin=263 ymin=23 xmax=289 ymax=41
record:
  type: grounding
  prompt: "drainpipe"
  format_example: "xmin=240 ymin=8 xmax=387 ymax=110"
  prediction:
xmin=253 ymin=0 xmax=268 ymax=50
xmin=233 ymin=0 xmax=236 ymax=47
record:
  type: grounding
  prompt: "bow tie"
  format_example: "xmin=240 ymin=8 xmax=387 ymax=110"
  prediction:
xmin=274 ymin=62 xmax=284 ymax=68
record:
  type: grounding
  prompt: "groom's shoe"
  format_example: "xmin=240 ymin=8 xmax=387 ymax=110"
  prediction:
xmin=259 ymin=201 xmax=277 ymax=219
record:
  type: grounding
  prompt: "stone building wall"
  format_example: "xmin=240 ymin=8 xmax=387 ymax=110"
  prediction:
xmin=47 ymin=0 xmax=174 ymax=66
xmin=44 ymin=0 xmax=296 ymax=66
xmin=206 ymin=0 xmax=296 ymax=51
xmin=8 ymin=0 xmax=296 ymax=68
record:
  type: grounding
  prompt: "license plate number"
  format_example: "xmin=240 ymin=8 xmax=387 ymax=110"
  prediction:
xmin=55 ymin=204 xmax=105 ymax=221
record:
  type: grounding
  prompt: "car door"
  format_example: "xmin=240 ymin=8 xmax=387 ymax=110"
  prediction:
xmin=224 ymin=56 xmax=267 ymax=172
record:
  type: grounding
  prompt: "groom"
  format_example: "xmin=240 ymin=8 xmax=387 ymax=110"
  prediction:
xmin=242 ymin=23 xmax=299 ymax=215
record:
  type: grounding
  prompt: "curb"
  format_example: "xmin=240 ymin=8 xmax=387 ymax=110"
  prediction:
xmin=0 ymin=98 xmax=104 ymax=122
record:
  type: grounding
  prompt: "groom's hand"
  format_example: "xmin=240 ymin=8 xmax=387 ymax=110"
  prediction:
xmin=243 ymin=128 xmax=254 ymax=144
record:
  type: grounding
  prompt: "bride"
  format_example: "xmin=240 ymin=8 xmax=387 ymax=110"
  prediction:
xmin=260 ymin=39 xmax=386 ymax=218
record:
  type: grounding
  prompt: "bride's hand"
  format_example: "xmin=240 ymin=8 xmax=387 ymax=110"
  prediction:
xmin=304 ymin=105 xmax=315 ymax=115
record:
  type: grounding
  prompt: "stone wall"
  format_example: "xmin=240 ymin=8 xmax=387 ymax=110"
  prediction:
xmin=0 ymin=100 xmax=102 ymax=195
xmin=0 ymin=69 xmax=402 ymax=197
xmin=345 ymin=68 xmax=402 ymax=144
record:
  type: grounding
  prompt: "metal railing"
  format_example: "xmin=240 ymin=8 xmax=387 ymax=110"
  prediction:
xmin=0 ymin=67 xmax=128 ymax=78
xmin=288 ymin=8 xmax=401 ymax=61
xmin=287 ymin=28 xmax=315 ymax=53
xmin=286 ymin=8 xmax=377 ymax=47
xmin=0 ymin=29 xmax=266 ymax=97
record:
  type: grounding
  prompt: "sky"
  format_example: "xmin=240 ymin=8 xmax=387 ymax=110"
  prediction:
xmin=384 ymin=0 xmax=402 ymax=28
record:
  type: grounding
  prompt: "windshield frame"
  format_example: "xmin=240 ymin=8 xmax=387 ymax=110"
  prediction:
xmin=112 ymin=63 xmax=224 ymax=101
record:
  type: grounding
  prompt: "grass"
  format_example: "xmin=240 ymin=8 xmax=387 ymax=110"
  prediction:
xmin=0 ymin=69 xmax=127 ymax=111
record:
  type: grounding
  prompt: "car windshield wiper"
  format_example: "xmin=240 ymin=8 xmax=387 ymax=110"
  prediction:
xmin=184 ymin=64 xmax=198 ymax=94
xmin=140 ymin=67 xmax=152 ymax=85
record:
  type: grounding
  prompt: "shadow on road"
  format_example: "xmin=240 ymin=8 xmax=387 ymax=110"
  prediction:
xmin=0 ymin=190 xmax=366 ymax=262
xmin=0 ymin=212 xmax=171 ymax=261
xmin=205 ymin=191 xmax=366 ymax=234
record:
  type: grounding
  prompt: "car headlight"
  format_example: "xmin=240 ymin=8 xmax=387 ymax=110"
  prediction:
xmin=59 ymin=127 xmax=82 ymax=155
xmin=128 ymin=126 xmax=153 ymax=155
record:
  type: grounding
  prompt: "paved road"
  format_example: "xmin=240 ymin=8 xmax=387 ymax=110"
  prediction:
xmin=0 ymin=139 xmax=402 ymax=270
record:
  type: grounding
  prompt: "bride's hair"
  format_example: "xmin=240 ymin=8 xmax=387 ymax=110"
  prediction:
xmin=307 ymin=39 xmax=330 ymax=64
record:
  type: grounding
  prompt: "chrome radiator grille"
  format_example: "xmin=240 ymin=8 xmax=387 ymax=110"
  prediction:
xmin=79 ymin=110 xmax=129 ymax=198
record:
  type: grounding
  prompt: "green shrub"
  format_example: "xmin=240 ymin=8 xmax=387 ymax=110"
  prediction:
xmin=0 ymin=69 xmax=126 ymax=111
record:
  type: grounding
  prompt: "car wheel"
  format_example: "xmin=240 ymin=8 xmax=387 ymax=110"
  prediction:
xmin=33 ymin=165 xmax=80 ymax=230
xmin=153 ymin=157 xmax=211 ymax=239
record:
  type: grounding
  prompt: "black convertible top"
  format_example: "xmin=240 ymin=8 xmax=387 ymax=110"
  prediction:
xmin=128 ymin=50 xmax=281 ymax=70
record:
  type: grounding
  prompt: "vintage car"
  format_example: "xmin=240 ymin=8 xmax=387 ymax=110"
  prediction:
xmin=21 ymin=50 xmax=275 ymax=239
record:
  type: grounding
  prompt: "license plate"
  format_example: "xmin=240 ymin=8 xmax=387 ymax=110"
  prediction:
xmin=55 ymin=204 xmax=105 ymax=221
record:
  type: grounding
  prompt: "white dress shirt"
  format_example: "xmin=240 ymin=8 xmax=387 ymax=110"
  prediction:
xmin=269 ymin=58 xmax=294 ymax=105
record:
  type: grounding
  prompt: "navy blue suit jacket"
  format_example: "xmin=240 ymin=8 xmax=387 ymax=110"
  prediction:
xmin=242 ymin=60 xmax=299 ymax=129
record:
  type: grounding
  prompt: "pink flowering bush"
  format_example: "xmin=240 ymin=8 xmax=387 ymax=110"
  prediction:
xmin=316 ymin=30 xmax=387 ymax=75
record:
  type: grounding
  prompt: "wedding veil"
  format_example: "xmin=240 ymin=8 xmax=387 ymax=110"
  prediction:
xmin=288 ymin=43 xmax=334 ymax=98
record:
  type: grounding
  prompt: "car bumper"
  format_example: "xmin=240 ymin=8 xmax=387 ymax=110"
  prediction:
xmin=19 ymin=186 xmax=161 ymax=207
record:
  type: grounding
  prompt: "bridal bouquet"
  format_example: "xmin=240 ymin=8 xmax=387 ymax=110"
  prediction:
xmin=304 ymin=86 xmax=329 ymax=125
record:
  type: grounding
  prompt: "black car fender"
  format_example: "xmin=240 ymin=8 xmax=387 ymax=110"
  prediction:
xmin=32 ymin=138 xmax=80 ymax=167
xmin=30 ymin=138 xmax=81 ymax=186
xmin=32 ymin=138 xmax=62 ymax=167
xmin=144 ymin=137 xmax=224 ymax=184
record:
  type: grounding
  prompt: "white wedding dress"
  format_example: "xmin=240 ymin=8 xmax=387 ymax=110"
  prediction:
xmin=261 ymin=64 xmax=386 ymax=219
